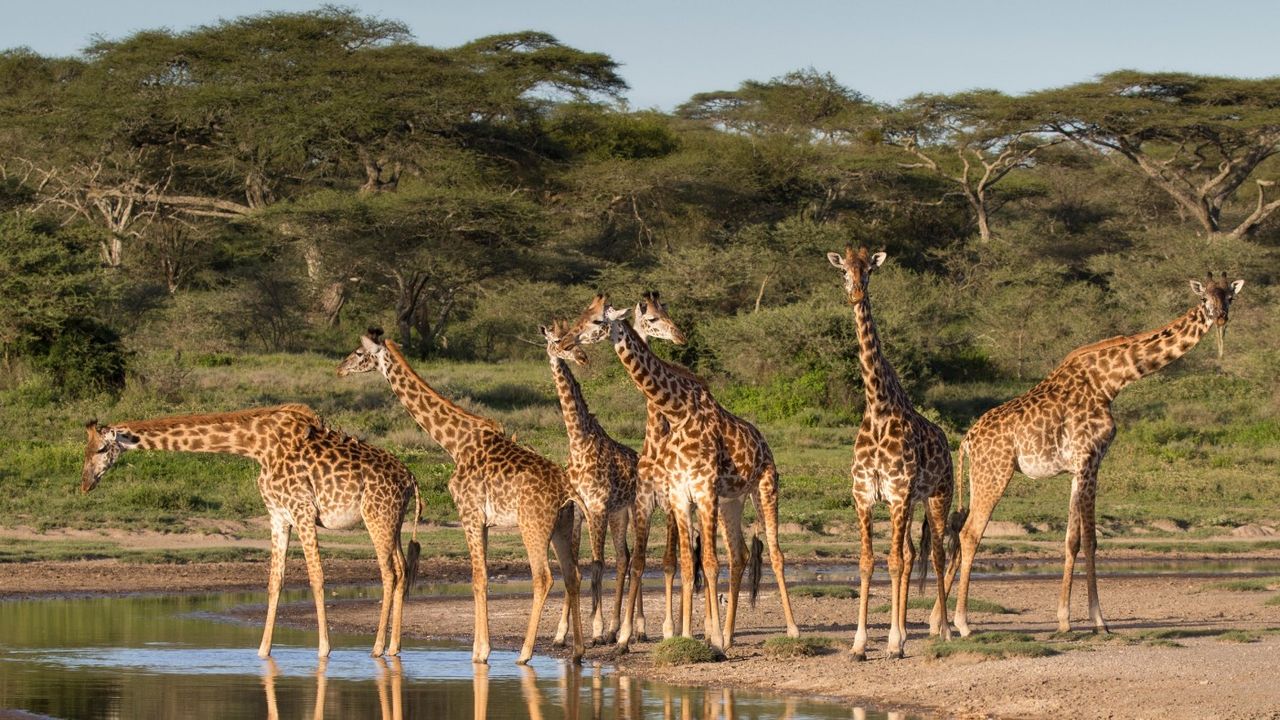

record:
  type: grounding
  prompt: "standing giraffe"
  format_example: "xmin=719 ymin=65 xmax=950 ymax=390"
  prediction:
xmin=539 ymin=319 xmax=642 ymax=645
xmin=827 ymin=247 xmax=954 ymax=659
xmin=559 ymin=294 xmax=689 ymax=650
xmin=81 ymin=404 xmax=422 ymax=659
xmin=947 ymin=274 xmax=1245 ymax=636
xmin=338 ymin=329 xmax=583 ymax=664
xmin=562 ymin=292 xmax=800 ymax=650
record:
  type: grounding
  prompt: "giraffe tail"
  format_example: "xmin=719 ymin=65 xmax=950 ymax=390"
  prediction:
xmin=748 ymin=533 xmax=764 ymax=609
xmin=916 ymin=516 xmax=931 ymax=593
xmin=945 ymin=439 xmax=970 ymax=579
xmin=405 ymin=480 xmax=424 ymax=592
xmin=692 ymin=531 xmax=705 ymax=594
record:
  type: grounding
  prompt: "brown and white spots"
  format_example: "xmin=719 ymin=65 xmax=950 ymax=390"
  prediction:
xmin=80 ymin=405 xmax=422 ymax=660
xmin=947 ymin=274 xmax=1245 ymax=637
xmin=828 ymin=246 xmax=955 ymax=660
xmin=338 ymin=328 xmax=583 ymax=666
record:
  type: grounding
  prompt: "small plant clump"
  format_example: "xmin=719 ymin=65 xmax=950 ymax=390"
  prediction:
xmin=925 ymin=631 xmax=1059 ymax=660
xmin=762 ymin=636 xmax=839 ymax=658
xmin=790 ymin=584 xmax=856 ymax=599
xmin=652 ymin=637 xmax=724 ymax=666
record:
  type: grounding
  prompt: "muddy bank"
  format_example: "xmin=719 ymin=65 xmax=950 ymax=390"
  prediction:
xmin=277 ymin=568 xmax=1280 ymax=719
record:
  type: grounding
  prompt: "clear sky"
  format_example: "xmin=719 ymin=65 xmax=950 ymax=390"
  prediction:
xmin=4 ymin=0 xmax=1279 ymax=109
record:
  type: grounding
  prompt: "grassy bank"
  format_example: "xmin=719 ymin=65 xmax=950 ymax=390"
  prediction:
xmin=1 ymin=350 xmax=1277 ymax=560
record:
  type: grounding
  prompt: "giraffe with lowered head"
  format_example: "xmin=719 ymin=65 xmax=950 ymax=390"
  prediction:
xmin=828 ymin=246 xmax=954 ymax=659
xmin=562 ymin=292 xmax=800 ymax=650
xmin=947 ymin=273 xmax=1245 ymax=636
xmin=338 ymin=329 xmax=583 ymax=664
xmin=81 ymin=404 xmax=422 ymax=659
xmin=540 ymin=319 xmax=642 ymax=645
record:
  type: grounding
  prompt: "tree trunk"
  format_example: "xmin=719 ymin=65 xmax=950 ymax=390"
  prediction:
xmin=319 ymin=282 xmax=347 ymax=327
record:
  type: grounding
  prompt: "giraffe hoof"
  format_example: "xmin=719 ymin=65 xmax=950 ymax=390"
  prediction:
xmin=552 ymin=639 xmax=567 ymax=649
xmin=851 ymin=651 xmax=867 ymax=662
xmin=602 ymin=631 xmax=618 ymax=645
xmin=634 ymin=631 xmax=648 ymax=642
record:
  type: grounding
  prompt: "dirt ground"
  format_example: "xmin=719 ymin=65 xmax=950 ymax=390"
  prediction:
xmin=3 ymin=552 xmax=1280 ymax=719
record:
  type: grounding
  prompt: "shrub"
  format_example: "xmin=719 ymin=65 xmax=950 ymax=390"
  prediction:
xmin=652 ymin=637 xmax=723 ymax=665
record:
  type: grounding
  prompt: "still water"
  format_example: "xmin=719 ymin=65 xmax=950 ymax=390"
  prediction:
xmin=0 ymin=589 xmax=906 ymax=719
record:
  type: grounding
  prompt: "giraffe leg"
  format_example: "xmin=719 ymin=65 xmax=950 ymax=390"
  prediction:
xmin=851 ymin=495 xmax=874 ymax=661
xmin=757 ymin=468 xmax=799 ymax=638
xmin=366 ymin=519 xmax=398 ymax=657
xmin=696 ymin=493 xmax=725 ymax=651
xmin=947 ymin=464 xmax=1006 ymax=638
xmin=1081 ymin=487 xmax=1107 ymax=633
xmin=386 ymin=518 xmax=408 ymax=657
xmin=926 ymin=491 xmax=952 ymax=640
xmin=553 ymin=507 xmax=581 ymax=648
xmin=293 ymin=516 xmax=330 ymax=658
xmin=257 ymin=512 xmax=291 ymax=659
xmin=464 ymin=519 xmax=491 ymax=664
xmin=1058 ymin=476 xmax=1084 ymax=633
xmin=607 ymin=507 xmax=630 ymax=645
xmin=718 ymin=496 xmax=748 ymax=651
xmin=662 ymin=508 xmax=679 ymax=639
xmin=550 ymin=506 xmax=585 ymax=663
xmin=885 ymin=502 xmax=909 ymax=658
xmin=674 ymin=500 xmax=697 ymax=640
xmin=516 ymin=524 xmax=554 ymax=665
xmin=585 ymin=509 xmax=609 ymax=645
xmin=617 ymin=503 xmax=650 ymax=650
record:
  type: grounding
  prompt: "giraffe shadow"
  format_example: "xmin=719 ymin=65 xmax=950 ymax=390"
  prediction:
xmin=472 ymin=384 xmax=557 ymax=411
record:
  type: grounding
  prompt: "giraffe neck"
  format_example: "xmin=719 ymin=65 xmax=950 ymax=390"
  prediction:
xmin=1091 ymin=305 xmax=1211 ymax=399
xmin=611 ymin=321 xmax=701 ymax=416
xmin=380 ymin=341 xmax=501 ymax=460
xmin=548 ymin=355 xmax=600 ymax=451
xmin=115 ymin=405 xmax=317 ymax=463
xmin=851 ymin=294 xmax=908 ymax=415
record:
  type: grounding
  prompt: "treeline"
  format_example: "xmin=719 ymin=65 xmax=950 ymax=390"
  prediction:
xmin=2 ymin=7 xmax=1278 ymax=418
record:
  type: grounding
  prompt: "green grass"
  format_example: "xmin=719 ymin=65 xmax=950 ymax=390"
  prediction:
xmin=761 ymin=636 xmax=838 ymax=658
xmin=925 ymin=631 xmax=1059 ymax=660
xmin=2 ymin=352 xmax=1279 ymax=557
xmin=872 ymin=596 xmax=1013 ymax=614
xmin=652 ymin=637 xmax=723 ymax=665
xmin=1266 ymin=595 xmax=1280 ymax=607
xmin=1216 ymin=630 xmax=1261 ymax=643
xmin=1203 ymin=577 xmax=1280 ymax=592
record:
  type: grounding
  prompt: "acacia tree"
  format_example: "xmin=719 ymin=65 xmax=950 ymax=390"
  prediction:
xmin=884 ymin=91 xmax=1060 ymax=240
xmin=1031 ymin=71 xmax=1280 ymax=239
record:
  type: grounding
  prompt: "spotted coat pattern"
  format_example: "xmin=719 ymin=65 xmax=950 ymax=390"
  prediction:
xmin=946 ymin=275 xmax=1245 ymax=636
xmin=81 ymin=404 xmax=421 ymax=659
xmin=338 ymin=332 xmax=582 ymax=665
xmin=541 ymin=320 xmax=642 ymax=646
xmin=828 ymin=247 xmax=955 ymax=659
xmin=562 ymin=294 xmax=799 ymax=651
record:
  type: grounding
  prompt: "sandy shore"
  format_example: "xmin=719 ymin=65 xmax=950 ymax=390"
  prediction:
xmin=3 ymin=552 xmax=1280 ymax=718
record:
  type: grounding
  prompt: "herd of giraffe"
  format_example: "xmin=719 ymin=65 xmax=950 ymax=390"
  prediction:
xmin=79 ymin=246 xmax=1244 ymax=666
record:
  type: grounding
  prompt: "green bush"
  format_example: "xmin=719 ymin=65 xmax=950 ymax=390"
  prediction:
xmin=31 ymin=319 xmax=128 ymax=399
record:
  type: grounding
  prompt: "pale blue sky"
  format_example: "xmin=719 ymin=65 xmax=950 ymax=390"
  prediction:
xmin=4 ymin=1 xmax=1278 ymax=109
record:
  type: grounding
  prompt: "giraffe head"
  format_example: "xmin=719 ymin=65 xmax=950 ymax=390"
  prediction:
xmin=81 ymin=420 xmax=139 ymax=493
xmin=337 ymin=327 xmax=392 ymax=376
xmin=633 ymin=291 xmax=686 ymax=344
xmin=540 ymin=319 xmax=589 ymax=366
xmin=827 ymin=246 xmax=886 ymax=303
xmin=557 ymin=294 xmax=630 ymax=350
xmin=1189 ymin=273 xmax=1245 ymax=327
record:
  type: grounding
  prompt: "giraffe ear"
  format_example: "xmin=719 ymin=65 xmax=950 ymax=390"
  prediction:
xmin=869 ymin=251 xmax=887 ymax=270
xmin=359 ymin=334 xmax=381 ymax=353
xmin=538 ymin=324 xmax=553 ymax=340
xmin=606 ymin=307 xmax=630 ymax=322
xmin=1188 ymin=280 xmax=1206 ymax=297
xmin=826 ymin=251 xmax=844 ymax=269
xmin=1230 ymin=279 xmax=1245 ymax=296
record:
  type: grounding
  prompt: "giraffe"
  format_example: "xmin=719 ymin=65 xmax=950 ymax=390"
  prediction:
xmin=561 ymin=292 xmax=800 ymax=650
xmin=559 ymin=294 xmax=689 ymax=650
xmin=947 ymin=273 xmax=1245 ymax=636
xmin=81 ymin=404 xmax=422 ymax=659
xmin=540 ymin=319 xmax=643 ymax=646
xmin=827 ymin=247 xmax=954 ymax=659
xmin=337 ymin=329 xmax=583 ymax=664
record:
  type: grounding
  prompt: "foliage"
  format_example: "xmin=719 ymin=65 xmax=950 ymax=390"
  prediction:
xmin=925 ymin=631 xmax=1059 ymax=660
xmin=652 ymin=637 xmax=723 ymax=665
xmin=761 ymin=636 xmax=838 ymax=657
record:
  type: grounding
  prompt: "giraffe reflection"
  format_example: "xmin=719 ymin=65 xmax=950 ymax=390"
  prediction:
xmin=261 ymin=657 xmax=329 ymax=720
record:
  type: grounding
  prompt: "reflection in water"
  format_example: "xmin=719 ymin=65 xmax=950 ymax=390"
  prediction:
xmin=0 ymin=589 xmax=910 ymax=719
